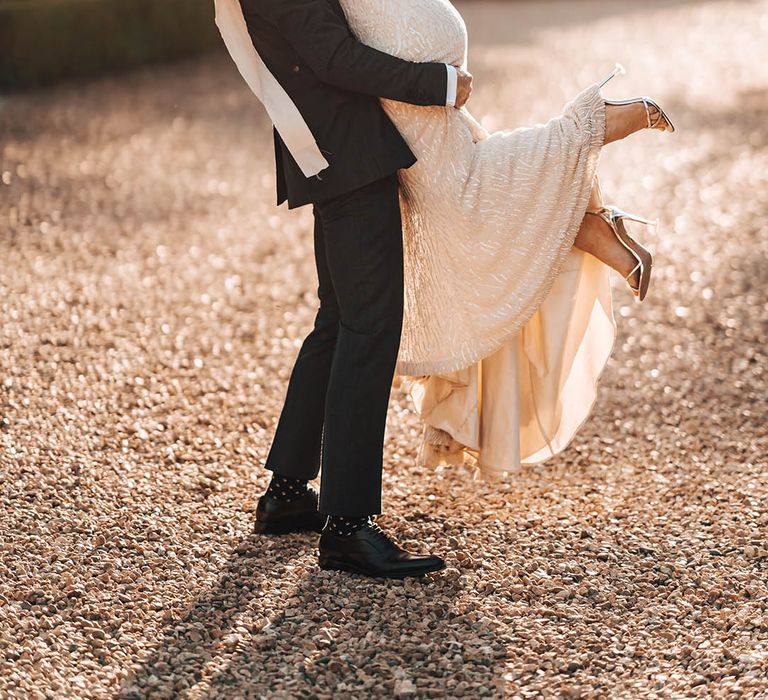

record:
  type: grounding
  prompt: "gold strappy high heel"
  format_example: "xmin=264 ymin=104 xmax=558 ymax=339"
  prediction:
xmin=587 ymin=206 xmax=657 ymax=302
xmin=597 ymin=63 xmax=676 ymax=133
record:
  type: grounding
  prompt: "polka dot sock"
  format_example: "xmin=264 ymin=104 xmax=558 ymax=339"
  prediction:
xmin=324 ymin=515 xmax=373 ymax=536
xmin=264 ymin=474 xmax=310 ymax=502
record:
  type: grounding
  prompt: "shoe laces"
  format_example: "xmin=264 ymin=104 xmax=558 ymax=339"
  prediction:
xmin=365 ymin=520 xmax=397 ymax=548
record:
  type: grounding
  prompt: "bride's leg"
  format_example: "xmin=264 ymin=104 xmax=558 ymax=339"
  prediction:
xmin=587 ymin=175 xmax=603 ymax=212
xmin=573 ymin=176 xmax=640 ymax=286
xmin=573 ymin=212 xmax=639 ymax=286
xmin=597 ymin=64 xmax=675 ymax=144
xmin=603 ymin=102 xmax=662 ymax=145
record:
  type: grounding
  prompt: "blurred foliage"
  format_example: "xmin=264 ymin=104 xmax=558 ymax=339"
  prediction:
xmin=0 ymin=0 xmax=221 ymax=90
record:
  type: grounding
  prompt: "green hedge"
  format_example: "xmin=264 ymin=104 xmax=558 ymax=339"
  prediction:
xmin=0 ymin=0 xmax=221 ymax=90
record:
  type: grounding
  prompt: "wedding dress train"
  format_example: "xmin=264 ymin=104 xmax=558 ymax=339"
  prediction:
xmin=407 ymin=180 xmax=616 ymax=478
xmin=339 ymin=0 xmax=618 ymax=478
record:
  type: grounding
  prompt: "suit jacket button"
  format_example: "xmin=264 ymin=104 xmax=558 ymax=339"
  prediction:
xmin=291 ymin=64 xmax=300 ymax=73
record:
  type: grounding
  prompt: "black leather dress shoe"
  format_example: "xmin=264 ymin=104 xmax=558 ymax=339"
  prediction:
xmin=254 ymin=487 xmax=327 ymax=535
xmin=318 ymin=521 xmax=445 ymax=578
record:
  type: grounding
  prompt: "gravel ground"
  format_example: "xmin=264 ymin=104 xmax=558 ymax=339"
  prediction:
xmin=1 ymin=1 xmax=767 ymax=697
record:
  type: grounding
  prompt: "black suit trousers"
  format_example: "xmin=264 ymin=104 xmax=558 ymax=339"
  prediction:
xmin=264 ymin=173 xmax=404 ymax=516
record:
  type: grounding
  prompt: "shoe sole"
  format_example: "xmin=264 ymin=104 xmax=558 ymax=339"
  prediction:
xmin=318 ymin=555 xmax=445 ymax=579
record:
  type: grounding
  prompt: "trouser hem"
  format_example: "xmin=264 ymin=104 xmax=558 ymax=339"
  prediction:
xmin=265 ymin=463 xmax=320 ymax=481
xmin=318 ymin=498 xmax=382 ymax=518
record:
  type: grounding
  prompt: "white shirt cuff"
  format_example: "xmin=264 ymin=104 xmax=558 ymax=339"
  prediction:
xmin=444 ymin=64 xmax=458 ymax=107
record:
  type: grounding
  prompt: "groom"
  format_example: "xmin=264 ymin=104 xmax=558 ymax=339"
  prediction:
xmin=236 ymin=0 xmax=472 ymax=578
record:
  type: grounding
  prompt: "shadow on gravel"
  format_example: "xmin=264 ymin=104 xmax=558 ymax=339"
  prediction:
xmin=114 ymin=533 xmax=310 ymax=699
xmin=116 ymin=532 xmax=503 ymax=698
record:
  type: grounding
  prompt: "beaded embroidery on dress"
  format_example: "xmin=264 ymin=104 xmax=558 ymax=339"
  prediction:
xmin=339 ymin=0 xmax=618 ymax=477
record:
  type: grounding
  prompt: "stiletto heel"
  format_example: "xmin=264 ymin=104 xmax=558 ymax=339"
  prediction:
xmin=587 ymin=206 xmax=657 ymax=302
xmin=597 ymin=62 xmax=626 ymax=89
xmin=596 ymin=63 xmax=676 ymax=133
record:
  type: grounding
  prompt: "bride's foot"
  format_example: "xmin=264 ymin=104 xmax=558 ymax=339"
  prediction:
xmin=604 ymin=102 xmax=667 ymax=144
xmin=575 ymin=207 xmax=656 ymax=301
xmin=604 ymin=100 xmax=674 ymax=144
xmin=597 ymin=63 xmax=675 ymax=144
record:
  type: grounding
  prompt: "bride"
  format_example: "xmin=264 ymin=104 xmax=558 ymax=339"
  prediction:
xmin=335 ymin=0 xmax=674 ymax=479
xmin=216 ymin=0 xmax=675 ymax=491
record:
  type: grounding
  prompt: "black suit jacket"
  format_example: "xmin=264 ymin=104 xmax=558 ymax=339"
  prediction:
xmin=240 ymin=0 xmax=449 ymax=209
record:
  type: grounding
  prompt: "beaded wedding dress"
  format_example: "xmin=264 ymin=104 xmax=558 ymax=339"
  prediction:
xmin=339 ymin=0 xmax=617 ymax=478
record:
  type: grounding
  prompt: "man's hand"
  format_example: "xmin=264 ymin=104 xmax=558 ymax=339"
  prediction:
xmin=454 ymin=66 xmax=473 ymax=108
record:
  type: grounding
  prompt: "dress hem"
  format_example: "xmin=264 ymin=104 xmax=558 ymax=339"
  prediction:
xmin=416 ymin=297 xmax=619 ymax=480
